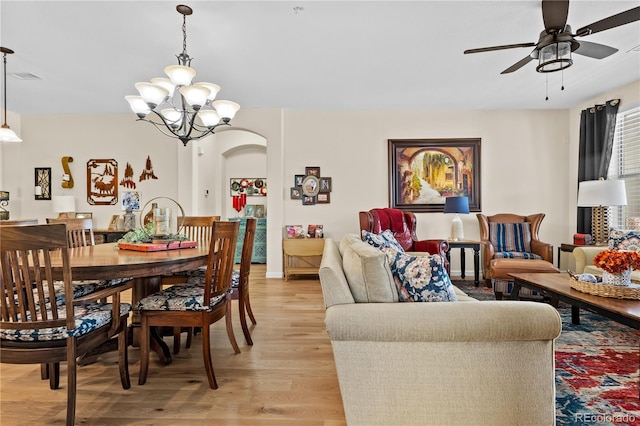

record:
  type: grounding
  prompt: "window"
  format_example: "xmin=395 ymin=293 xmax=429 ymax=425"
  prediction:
xmin=608 ymin=105 xmax=640 ymax=228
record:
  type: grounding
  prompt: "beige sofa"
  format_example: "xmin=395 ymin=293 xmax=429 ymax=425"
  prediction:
xmin=319 ymin=234 xmax=562 ymax=426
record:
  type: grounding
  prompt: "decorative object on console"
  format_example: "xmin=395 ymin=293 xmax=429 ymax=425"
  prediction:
xmin=444 ymin=196 xmax=469 ymax=241
xmin=388 ymin=139 xmax=481 ymax=212
xmin=138 ymin=196 xmax=186 ymax=238
xmin=125 ymin=4 xmax=240 ymax=146
xmin=307 ymin=224 xmax=324 ymax=238
xmin=0 ymin=47 xmax=21 ymax=142
xmin=232 ymin=193 xmax=247 ymax=216
xmin=34 ymin=167 xmax=52 ymax=200
xmin=244 ymin=205 xmax=255 ymax=217
xmin=285 ymin=225 xmax=305 ymax=239
xmin=230 ymin=178 xmax=267 ymax=196
xmin=577 ymin=178 xmax=627 ymax=245
xmin=0 ymin=191 xmax=9 ymax=220
xmin=52 ymin=195 xmax=76 ymax=219
xmin=61 ymin=156 xmax=74 ymax=188
xmin=87 ymin=159 xmax=118 ymax=205
xmin=573 ymin=233 xmax=592 ymax=245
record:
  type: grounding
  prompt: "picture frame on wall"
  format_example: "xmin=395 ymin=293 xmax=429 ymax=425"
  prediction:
xmin=245 ymin=205 xmax=255 ymax=217
xmin=317 ymin=193 xmax=330 ymax=204
xmin=305 ymin=166 xmax=321 ymax=177
xmin=302 ymin=195 xmax=316 ymax=205
xmin=34 ymin=167 xmax=52 ymax=200
xmin=255 ymin=205 xmax=265 ymax=218
xmin=388 ymin=138 xmax=481 ymax=213
xmin=290 ymin=187 xmax=302 ymax=199
xmin=294 ymin=175 xmax=305 ymax=187
xmin=319 ymin=177 xmax=332 ymax=193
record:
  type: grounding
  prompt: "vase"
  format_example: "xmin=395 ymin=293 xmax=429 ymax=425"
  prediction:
xmin=602 ymin=268 xmax=632 ymax=286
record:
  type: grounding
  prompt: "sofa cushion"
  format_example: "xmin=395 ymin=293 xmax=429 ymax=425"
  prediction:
xmin=490 ymin=222 xmax=532 ymax=253
xmin=382 ymin=247 xmax=457 ymax=302
xmin=339 ymin=234 xmax=397 ymax=303
xmin=609 ymin=229 xmax=640 ymax=251
xmin=361 ymin=229 xmax=405 ymax=252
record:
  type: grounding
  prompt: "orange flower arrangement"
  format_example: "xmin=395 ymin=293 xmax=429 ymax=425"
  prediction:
xmin=593 ymin=249 xmax=640 ymax=275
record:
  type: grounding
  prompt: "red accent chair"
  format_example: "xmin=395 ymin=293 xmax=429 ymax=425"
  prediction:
xmin=359 ymin=208 xmax=450 ymax=272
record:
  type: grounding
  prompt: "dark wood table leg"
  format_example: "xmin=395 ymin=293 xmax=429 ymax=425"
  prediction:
xmin=571 ymin=306 xmax=581 ymax=325
xmin=510 ymin=282 xmax=522 ymax=300
xmin=132 ymin=276 xmax=173 ymax=364
xmin=473 ymin=246 xmax=480 ymax=287
xmin=460 ymin=248 xmax=466 ymax=280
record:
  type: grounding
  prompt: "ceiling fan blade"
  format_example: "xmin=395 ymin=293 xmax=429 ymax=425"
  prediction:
xmin=464 ymin=43 xmax=536 ymax=54
xmin=574 ymin=40 xmax=618 ymax=59
xmin=500 ymin=56 xmax=534 ymax=74
xmin=542 ymin=0 xmax=569 ymax=33
xmin=576 ymin=6 xmax=640 ymax=36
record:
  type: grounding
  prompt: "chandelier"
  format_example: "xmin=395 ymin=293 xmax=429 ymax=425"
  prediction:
xmin=125 ymin=4 xmax=240 ymax=146
xmin=1 ymin=47 xmax=22 ymax=143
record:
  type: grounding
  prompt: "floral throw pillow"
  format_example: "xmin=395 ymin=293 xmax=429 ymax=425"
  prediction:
xmin=362 ymin=229 xmax=405 ymax=252
xmin=382 ymin=247 xmax=457 ymax=302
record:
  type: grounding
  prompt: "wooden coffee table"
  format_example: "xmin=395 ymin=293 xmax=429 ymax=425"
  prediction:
xmin=509 ymin=272 xmax=640 ymax=330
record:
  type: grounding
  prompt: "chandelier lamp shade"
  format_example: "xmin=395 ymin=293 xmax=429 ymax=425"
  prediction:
xmin=444 ymin=196 xmax=469 ymax=241
xmin=577 ymin=178 xmax=627 ymax=245
xmin=1 ymin=47 xmax=22 ymax=143
xmin=125 ymin=4 xmax=240 ymax=146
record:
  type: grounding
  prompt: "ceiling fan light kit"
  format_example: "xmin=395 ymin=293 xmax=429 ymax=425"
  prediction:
xmin=0 ymin=47 xmax=22 ymax=143
xmin=125 ymin=4 xmax=240 ymax=146
xmin=464 ymin=0 xmax=640 ymax=86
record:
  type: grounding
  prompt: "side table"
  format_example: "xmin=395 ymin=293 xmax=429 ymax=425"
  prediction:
xmin=283 ymin=238 xmax=324 ymax=281
xmin=445 ymin=239 xmax=482 ymax=287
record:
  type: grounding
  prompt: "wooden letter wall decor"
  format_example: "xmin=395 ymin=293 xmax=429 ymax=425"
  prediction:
xmin=61 ymin=156 xmax=74 ymax=189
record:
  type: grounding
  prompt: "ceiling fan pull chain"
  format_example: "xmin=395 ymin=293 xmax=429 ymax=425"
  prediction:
xmin=561 ymin=67 xmax=565 ymax=91
xmin=545 ymin=74 xmax=549 ymax=101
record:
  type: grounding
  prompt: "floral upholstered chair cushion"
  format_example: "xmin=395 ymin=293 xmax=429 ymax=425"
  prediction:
xmin=382 ymin=247 xmax=457 ymax=302
xmin=0 ymin=302 xmax=131 ymax=342
xmin=136 ymin=284 xmax=226 ymax=312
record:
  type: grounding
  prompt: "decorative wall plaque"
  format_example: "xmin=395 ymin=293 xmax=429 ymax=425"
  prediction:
xmin=87 ymin=159 xmax=118 ymax=205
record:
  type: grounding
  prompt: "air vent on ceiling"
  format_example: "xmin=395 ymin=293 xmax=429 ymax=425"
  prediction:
xmin=9 ymin=72 xmax=42 ymax=80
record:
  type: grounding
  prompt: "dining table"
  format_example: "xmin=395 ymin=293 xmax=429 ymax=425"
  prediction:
xmin=48 ymin=242 xmax=210 ymax=364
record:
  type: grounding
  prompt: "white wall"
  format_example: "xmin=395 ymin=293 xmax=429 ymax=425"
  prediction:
xmin=3 ymin=81 xmax=639 ymax=277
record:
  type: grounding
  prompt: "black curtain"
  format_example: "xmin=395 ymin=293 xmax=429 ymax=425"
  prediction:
xmin=577 ymin=99 xmax=620 ymax=234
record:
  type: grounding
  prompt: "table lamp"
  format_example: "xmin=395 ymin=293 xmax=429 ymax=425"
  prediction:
xmin=52 ymin=195 xmax=76 ymax=219
xmin=444 ymin=196 xmax=469 ymax=241
xmin=577 ymin=178 xmax=627 ymax=245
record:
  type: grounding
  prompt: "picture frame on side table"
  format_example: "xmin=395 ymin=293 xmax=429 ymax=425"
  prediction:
xmin=108 ymin=214 xmax=120 ymax=230
xmin=388 ymin=138 xmax=481 ymax=212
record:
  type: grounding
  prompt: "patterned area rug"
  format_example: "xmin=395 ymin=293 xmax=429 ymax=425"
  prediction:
xmin=453 ymin=280 xmax=640 ymax=426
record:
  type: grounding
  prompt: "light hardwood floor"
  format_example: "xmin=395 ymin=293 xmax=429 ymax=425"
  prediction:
xmin=0 ymin=266 xmax=347 ymax=425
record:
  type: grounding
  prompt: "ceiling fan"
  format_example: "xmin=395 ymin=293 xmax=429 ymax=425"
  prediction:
xmin=464 ymin=0 xmax=640 ymax=74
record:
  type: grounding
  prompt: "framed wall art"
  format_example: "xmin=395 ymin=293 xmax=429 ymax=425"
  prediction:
xmin=230 ymin=178 xmax=267 ymax=196
xmin=87 ymin=159 xmax=118 ymax=205
xmin=34 ymin=167 xmax=52 ymax=200
xmin=388 ymin=138 xmax=481 ymax=212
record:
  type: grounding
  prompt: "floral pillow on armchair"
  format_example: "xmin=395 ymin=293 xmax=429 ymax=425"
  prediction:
xmin=609 ymin=229 xmax=640 ymax=251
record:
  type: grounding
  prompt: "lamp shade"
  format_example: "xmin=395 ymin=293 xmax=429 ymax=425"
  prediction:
xmin=52 ymin=195 xmax=76 ymax=213
xmin=577 ymin=179 xmax=627 ymax=207
xmin=444 ymin=196 xmax=469 ymax=214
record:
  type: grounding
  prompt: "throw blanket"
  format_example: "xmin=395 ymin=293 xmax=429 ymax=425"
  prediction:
xmin=373 ymin=208 xmax=405 ymax=233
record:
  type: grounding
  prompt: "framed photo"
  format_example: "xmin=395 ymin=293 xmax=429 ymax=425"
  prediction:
xmin=317 ymin=193 xmax=330 ymax=204
xmin=74 ymin=212 xmax=93 ymax=219
xmin=35 ymin=167 xmax=52 ymax=200
xmin=294 ymin=174 xmax=305 ymax=187
xmin=255 ymin=205 xmax=265 ymax=218
xmin=230 ymin=178 xmax=267 ymax=196
xmin=108 ymin=214 xmax=120 ymax=231
xmin=290 ymin=187 xmax=302 ymax=199
xmin=245 ymin=204 xmax=255 ymax=217
xmin=319 ymin=177 xmax=332 ymax=193
xmin=305 ymin=166 xmax=321 ymax=177
xmin=302 ymin=195 xmax=316 ymax=205
xmin=388 ymin=138 xmax=481 ymax=212
xmin=121 ymin=190 xmax=141 ymax=211
xmin=301 ymin=175 xmax=320 ymax=197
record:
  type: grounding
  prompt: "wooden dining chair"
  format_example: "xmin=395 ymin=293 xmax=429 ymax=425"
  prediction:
xmin=0 ymin=219 xmax=39 ymax=226
xmin=230 ymin=217 xmax=257 ymax=345
xmin=137 ymin=220 xmax=240 ymax=389
xmin=0 ymin=223 xmax=131 ymax=425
